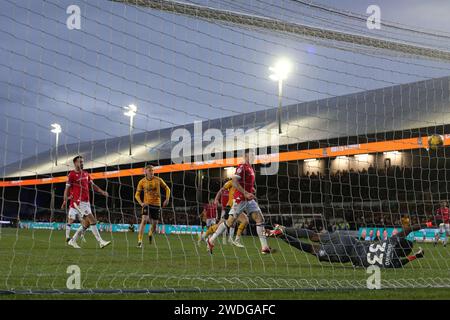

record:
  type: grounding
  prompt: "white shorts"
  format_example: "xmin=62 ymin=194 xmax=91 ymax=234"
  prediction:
xmin=206 ymin=218 xmax=216 ymax=227
xmin=232 ymin=199 xmax=261 ymax=216
xmin=68 ymin=202 xmax=92 ymax=221
xmin=439 ymin=223 xmax=450 ymax=234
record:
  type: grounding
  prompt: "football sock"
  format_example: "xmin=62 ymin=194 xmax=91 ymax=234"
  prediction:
xmin=210 ymin=222 xmax=228 ymax=243
xmin=80 ymin=226 xmax=87 ymax=238
xmin=66 ymin=224 xmax=71 ymax=239
xmin=205 ymin=224 xmax=217 ymax=238
xmin=256 ymin=224 xmax=268 ymax=248
xmin=72 ymin=225 xmax=87 ymax=242
xmin=149 ymin=225 xmax=154 ymax=237
xmin=229 ymin=227 xmax=235 ymax=239
xmin=235 ymin=222 xmax=247 ymax=241
xmin=91 ymin=224 xmax=104 ymax=243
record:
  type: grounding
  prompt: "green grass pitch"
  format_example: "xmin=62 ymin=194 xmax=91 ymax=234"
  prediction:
xmin=1 ymin=228 xmax=450 ymax=300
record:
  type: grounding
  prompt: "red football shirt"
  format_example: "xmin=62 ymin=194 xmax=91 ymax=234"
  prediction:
xmin=67 ymin=170 xmax=92 ymax=208
xmin=233 ymin=163 xmax=255 ymax=203
xmin=436 ymin=207 xmax=450 ymax=223
xmin=221 ymin=189 xmax=229 ymax=208
xmin=204 ymin=203 xmax=217 ymax=219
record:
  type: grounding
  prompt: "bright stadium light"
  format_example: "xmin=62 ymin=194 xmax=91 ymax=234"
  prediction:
xmin=383 ymin=151 xmax=400 ymax=156
xmin=50 ymin=123 xmax=62 ymax=166
xmin=355 ymin=153 xmax=369 ymax=158
xmin=124 ymin=104 xmax=137 ymax=156
xmin=269 ymin=58 xmax=292 ymax=134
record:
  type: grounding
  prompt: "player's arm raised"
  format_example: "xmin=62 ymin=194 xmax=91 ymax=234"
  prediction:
xmin=214 ymin=187 xmax=224 ymax=206
xmin=160 ymin=179 xmax=171 ymax=207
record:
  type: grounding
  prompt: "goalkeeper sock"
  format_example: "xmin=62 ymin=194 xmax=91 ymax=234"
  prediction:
xmin=256 ymin=224 xmax=268 ymax=248
xmin=210 ymin=222 xmax=228 ymax=243
xmin=66 ymin=224 xmax=72 ymax=239
xmin=90 ymin=224 xmax=104 ymax=243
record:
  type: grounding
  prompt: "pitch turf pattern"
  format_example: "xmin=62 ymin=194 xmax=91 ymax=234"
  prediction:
xmin=0 ymin=229 xmax=450 ymax=294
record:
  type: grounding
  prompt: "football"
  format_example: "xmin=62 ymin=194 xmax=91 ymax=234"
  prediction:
xmin=428 ymin=134 xmax=444 ymax=150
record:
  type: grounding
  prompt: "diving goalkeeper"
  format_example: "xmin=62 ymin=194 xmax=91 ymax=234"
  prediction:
xmin=267 ymin=223 xmax=425 ymax=268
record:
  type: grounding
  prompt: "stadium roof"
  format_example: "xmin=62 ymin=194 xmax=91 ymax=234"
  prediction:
xmin=1 ymin=76 xmax=449 ymax=179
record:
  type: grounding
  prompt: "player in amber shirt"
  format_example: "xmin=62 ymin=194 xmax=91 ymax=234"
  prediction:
xmin=135 ymin=165 xmax=171 ymax=248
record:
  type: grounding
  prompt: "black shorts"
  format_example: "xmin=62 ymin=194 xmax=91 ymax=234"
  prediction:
xmin=142 ymin=205 xmax=161 ymax=220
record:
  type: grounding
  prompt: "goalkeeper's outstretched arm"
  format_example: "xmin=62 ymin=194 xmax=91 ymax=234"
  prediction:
xmin=281 ymin=233 xmax=320 ymax=256
xmin=283 ymin=227 xmax=321 ymax=242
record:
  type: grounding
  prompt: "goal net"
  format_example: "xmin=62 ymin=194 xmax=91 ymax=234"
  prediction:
xmin=1 ymin=0 xmax=450 ymax=294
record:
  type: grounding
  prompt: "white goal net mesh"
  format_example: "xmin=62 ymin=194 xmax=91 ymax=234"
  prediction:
xmin=1 ymin=0 xmax=450 ymax=294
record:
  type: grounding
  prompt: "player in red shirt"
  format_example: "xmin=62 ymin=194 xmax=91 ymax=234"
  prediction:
xmin=61 ymin=156 xmax=111 ymax=249
xmin=207 ymin=149 xmax=272 ymax=254
xmin=203 ymin=199 xmax=218 ymax=227
xmin=221 ymin=188 xmax=229 ymax=216
xmin=197 ymin=199 xmax=217 ymax=243
xmin=435 ymin=201 xmax=449 ymax=247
